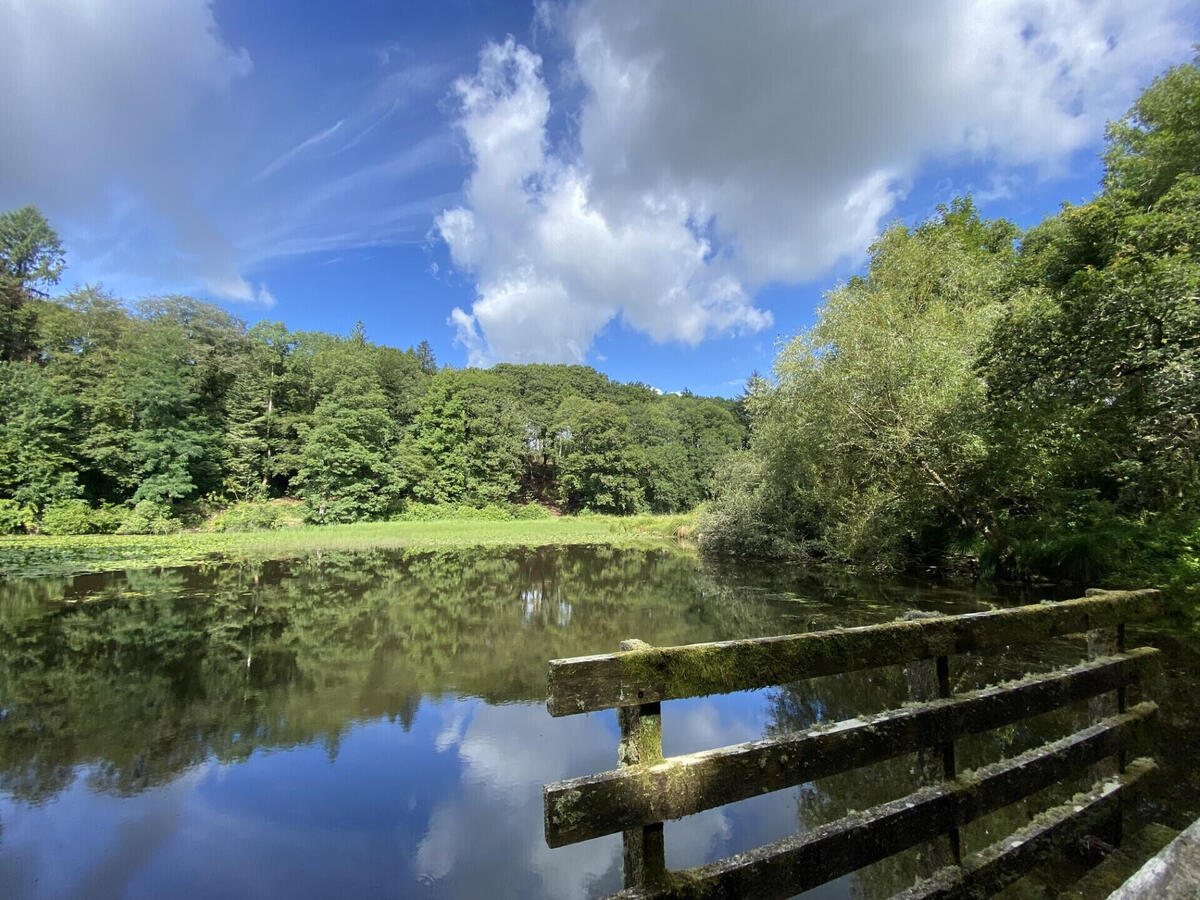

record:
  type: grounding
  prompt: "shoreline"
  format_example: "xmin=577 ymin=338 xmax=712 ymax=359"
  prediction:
xmin=0 ymin=515 xmax=691 ymax=579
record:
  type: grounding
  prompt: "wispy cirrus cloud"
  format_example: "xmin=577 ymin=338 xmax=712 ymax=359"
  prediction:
xmin=0 ymin=0 xmax=453 ymax=307
xmin=253 ymin=119 xmax=345 ymax=182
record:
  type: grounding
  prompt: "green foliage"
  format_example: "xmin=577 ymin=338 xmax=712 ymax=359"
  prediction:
xmin=117 ymin=500 xmax=179 ymax=535
xmin=0 ymin=360 xmax=79 ymax=508
xmin=979 ymin=56 xmax=1200 ymax=586
xmin=39 ymin=500 xmax=99 ymax=535
xmin=0 ymin=206 xmax=65 ymax=288
xmin=703 ymin=58 xmax=1200 ymax=596
xmin=1104 ymin=55 xmax=1200 ymax=207
xmin=207 ymin=500 xmax=291 ymax=533
xmin=695 ymin=452 xmax=796 ymax=558
xmin=0 ymin=206 xmax=64 ymax=361
xmin=510 ymin=502 xmax=552 ymax=520
xmin=294 ymin=334 xmax=402 ymax=523
xmin=0 ymin=210 xmax=744 ymax=528
xmin=395 ymin=502 xmax=511 ymax=521
xmin=702 ymin=198 xmax=1015 ymax=568
xmin=393 ymin=501 xmax=552 ymax=521
xmin=555 ymin=397 xmax=647 ymax=514
xmin=406 ymin=369 xmax=526 ymax=507
xmin=0 ymin=499 xmax=33 ymax=534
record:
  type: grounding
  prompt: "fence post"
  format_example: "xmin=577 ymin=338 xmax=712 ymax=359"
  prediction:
xmin=618 ymin=639 xmax=666 ymax=889
xmin=936 ymin=653 xmax=963 ymax=864
xmin=903 ymin=611 xmax=960 ymax=871
xmin=1085 ymin=590 xmax=1123 ymax=847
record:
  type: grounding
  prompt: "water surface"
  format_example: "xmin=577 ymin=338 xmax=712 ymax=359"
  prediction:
xmin=0 ymin=546 xmax=1196 ymax=898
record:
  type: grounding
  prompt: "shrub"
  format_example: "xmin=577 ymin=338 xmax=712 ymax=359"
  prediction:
xmin=511 ymin=503 xmax=552 ymax=520
xmin=470 ymin=503 xmax=511 ymax=521
xmin=696 ymin=454 xmax=797 ymax=559
xmin=117 ymin=500 xmax=179 ymax=535
xmin=87 ymin=504 xmax=124 ymax=534
xmin=38 ymin=500 xmax=95 ymax=535
xmin=208 ymin=501 xmax=286 ymax=533
xmin=0 ymin=499 xmax=34 ymax=534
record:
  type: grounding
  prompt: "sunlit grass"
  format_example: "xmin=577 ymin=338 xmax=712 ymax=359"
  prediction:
xmin=0 ymin=514 xmax=695 ymax=578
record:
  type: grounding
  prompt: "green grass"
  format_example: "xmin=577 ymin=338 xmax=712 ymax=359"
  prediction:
xmin=0 ymin=514 xmax=693 ymax=578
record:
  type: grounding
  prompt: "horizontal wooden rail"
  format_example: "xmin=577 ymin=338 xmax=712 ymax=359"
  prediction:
xmin=611 ymin=704 xmax=1157 ymax=899
xmin=547 ymin=590 xmax=1159 ymax=716
xmin=895 ymin=760 xmax=1159 ymax=899
xmin=545 ymin=648 xmax=1159 ymax=847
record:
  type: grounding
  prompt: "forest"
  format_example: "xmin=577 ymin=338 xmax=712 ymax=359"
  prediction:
xmin=0 ymin=235 xmax=746 ymax=533
xmin=699 ymin=59 xmax=1199 ymax=590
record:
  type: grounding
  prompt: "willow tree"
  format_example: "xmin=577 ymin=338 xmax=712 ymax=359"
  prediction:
xmin=701 ymin=199 xmax=1018 ymax=568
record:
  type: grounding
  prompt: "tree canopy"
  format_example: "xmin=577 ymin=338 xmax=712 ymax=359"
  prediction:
xmin=0 ymin=265 xmax=746 ymax=531
xmin=701 ymin=58 xmax=1200 ymax=588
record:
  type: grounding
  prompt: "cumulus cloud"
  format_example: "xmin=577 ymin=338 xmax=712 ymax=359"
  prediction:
xmin=437 ymin=39 xmax=772 ymax=365
xmin=439 ymin=0 xmax=1193 ymax=364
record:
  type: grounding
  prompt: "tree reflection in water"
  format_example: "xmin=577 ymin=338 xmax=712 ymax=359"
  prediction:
xmin=1 ymin=548 xmax=1193 ymax=898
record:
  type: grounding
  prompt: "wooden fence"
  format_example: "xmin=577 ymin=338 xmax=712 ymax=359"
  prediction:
xmin=542 ymin=589 xmax=1162 ymax=899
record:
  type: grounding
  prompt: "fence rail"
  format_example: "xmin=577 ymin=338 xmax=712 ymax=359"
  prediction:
xmin=542 ymin=589 xmax=1162 ymax=898
xmin=546 ymin=589 xmax=1160 ymax=716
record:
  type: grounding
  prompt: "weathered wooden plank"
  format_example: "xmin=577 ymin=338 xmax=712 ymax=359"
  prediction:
xmin=544 ymin=650 xmax=1160 ymax=847
xmin=547 ymin=590 xmax=1160 ymax=716
xmin=617 ymin=639 xmax=666 ymax=890
xmin=610 ymin=704 xmax=1157 ymax=899
xmin=894 ymin=758 xmax=1158 ymax=900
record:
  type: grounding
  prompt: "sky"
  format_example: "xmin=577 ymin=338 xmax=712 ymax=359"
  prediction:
xmin=1 ymin=0 xmax=1196 ymax=396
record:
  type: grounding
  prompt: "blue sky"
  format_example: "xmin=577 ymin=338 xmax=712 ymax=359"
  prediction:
xmin=1 ymin=1 xmax=1196 ymax=396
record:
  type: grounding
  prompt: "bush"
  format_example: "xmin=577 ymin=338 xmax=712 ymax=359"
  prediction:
xmin=88 ymin=504 xmax=124 ymax=534
xmin=470 ymin=503 xmax=512 ymax=521
xmin=39 ymin=500 xmax=96 ymax=535
xmin=0 ymin=499 xmax=34 ymax=534
xmin=117 ymin=500 xmax=179 ymax=535
xmin=511 ymin=503 xmax=552 ymax=520
xmin=391 ymin=502 xmax=551 ymax=522
xmin=208 ymin=501 xmax=287 ymax=533
xmin=696 ymin=454 xmax=798 ymax=559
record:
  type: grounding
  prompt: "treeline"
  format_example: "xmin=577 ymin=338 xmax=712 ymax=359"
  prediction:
xmin=700 ymin=59 xmax=1200 ymax=588
xmin=0 ymin=243 xmax=745 ymax=532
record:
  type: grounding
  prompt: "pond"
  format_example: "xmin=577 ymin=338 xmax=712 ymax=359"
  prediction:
xmin=0 ymin=545 xmax=1196 ymax=899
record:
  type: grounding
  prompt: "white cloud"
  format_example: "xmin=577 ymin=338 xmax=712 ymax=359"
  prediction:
xmin=0 ymin=1 xmax=450 ymax=307
xmin=437 ymin=38 xmax=771 ymax=366
xmin=254 ymin=120 xmax=345 ymax=182
xmin=440 ymin=1 xmax=1193 ymax=364
xmin=0 ymin=0 xmax=262 ymax=301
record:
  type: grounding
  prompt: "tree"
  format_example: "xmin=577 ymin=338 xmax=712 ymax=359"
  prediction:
xmin=226 ymin=321 xmax=294 ymax=499
xmin=37 ymin=287 xmax=136 ymax=500
xmin=293 ymin=335 xmax=401 ymax=522
xmin=702 ymin=199 xmax=1017 ymax=567
xmin=555 ymin=397 xmax=647 ymax=513
xmin=0 ymin=206 xmax=65 ymax=361
xmin=1104 ymin=55 xmax=1200 ymax=208
xmin=0 ymin=205 xmax=64 ymax=289
xmin=407 ymin=369 xmax=525 ymax=506
xmin=0 ymin=361 xmax=79 ymax=508
xmin=977 ymin=57 xmax=1200 ymax=579
xmin=120 ymin=318 xmax=208 ymax=504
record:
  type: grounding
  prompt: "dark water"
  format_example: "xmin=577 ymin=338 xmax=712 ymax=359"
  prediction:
xmin=0 ymin=546 xmax=1196 ymax=899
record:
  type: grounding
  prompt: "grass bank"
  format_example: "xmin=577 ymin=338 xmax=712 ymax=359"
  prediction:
xmin=0 ymin=514 xmax=693 ymax=578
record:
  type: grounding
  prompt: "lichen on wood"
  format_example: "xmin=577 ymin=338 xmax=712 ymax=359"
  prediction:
xmin=546 ymin=590 xmax=1161 ymax=717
